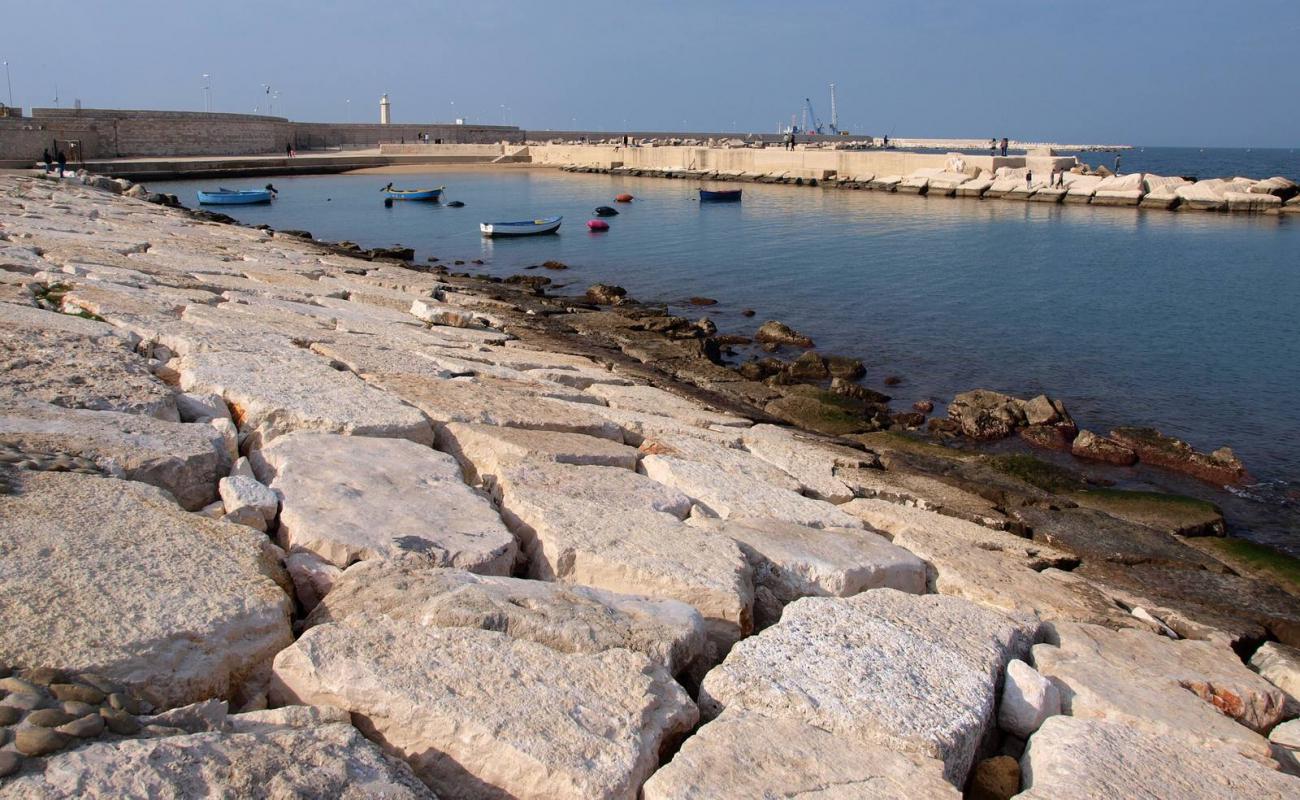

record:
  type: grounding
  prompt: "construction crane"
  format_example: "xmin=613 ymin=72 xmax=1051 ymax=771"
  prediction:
xmin=797 ymin=84 xmax=844 ymax=136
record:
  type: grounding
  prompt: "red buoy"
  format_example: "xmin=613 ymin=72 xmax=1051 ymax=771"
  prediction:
xmin=587 ymin=219 xmax=609 ymax=231
xmin=615 ymin=193 xmax=634 ymax=203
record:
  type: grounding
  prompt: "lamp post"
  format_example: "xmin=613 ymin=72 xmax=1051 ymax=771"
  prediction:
xmin=261 ymin=84 xmax=272 ymax=116
xmin=345 ymin=98 xmax=351 ymax=122
xmin=202 ymin=73 xmax=211 ymax=112
xmin=2 ymin=61 xmax=12 ymax=109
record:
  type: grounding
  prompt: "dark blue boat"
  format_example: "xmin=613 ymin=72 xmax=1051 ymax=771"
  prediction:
xmin=699 ymin=189 xmax=742 ymax=203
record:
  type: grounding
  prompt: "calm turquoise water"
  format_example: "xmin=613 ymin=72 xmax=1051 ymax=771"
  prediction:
xmin=155 ymin=160 xmax=1300 ymax=548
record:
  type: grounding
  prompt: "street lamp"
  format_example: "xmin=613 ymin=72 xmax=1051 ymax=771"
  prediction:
xmin=345 ymin=98 xmax=351 ymax=122
xmin=2 ymin=61 xmax=12 ymax=109
xmin=202 ymin=73 xmax=211 ymax=112
xmin=261 ymin=84 xmax=272 ymax=116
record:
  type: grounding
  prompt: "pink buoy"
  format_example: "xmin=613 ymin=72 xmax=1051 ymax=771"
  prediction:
xmin=587 ymin=219 xmax=609 ymax=231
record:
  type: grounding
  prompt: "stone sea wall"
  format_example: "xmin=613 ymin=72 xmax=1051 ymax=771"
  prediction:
xmin=0 ymin=172 xmax=1298 ymax=797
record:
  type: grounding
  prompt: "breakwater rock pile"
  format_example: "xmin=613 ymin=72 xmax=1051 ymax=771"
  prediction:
xmin=1 ymin=173 xmax=1298 ymax=798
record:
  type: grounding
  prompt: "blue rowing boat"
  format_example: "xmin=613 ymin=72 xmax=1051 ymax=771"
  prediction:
xmin=197 ymin=188 xmax=273 ymax=205
xmin=699 ymin=189 xmax=742 ymax=202
xmin=479 ymin=216 xmax=563 ymax=237
xmin=382 ymin=184 xmax=444 ymax=202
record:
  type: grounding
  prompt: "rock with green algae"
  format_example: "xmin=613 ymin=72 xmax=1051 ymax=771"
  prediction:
xmin=1069 ymin=488 xmax=1225 ymax=537
xmin=763 ymin=385 xmax=882 ymax=436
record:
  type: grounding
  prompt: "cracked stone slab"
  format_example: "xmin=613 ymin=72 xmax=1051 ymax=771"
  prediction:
xmin=437 ymin=421 xmax=639 ymax=484
xmin=306 ymin=562 xmax=705 ymax=674
xmin=250 ymin=431 xmax=516 ymax=573
xmin=739 ymin=424 xmax=878 ymax=503
xmin=586 ymin=383 xmax=752 ymax=428
xmin=699 ymin=589 xmax=1032 ymax=786
xmin=272 ymin=617 xmax=697 ymax=800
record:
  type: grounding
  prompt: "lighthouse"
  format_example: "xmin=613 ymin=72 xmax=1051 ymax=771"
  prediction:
xmin=380 ymin=93 xmax=391 ymax=125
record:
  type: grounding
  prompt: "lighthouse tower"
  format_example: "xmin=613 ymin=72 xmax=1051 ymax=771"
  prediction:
xmin=380 ymin=94 xmax=391 ymax=125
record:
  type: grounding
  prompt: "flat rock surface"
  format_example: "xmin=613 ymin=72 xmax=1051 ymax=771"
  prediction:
xmin=368 ymin=373 xmax=622 ymax=441
xmin=0 ymin=471 xmax=291 ymax=709
xmin=437 ymin=421 xmax=639 ymax=484
xmin=0 ymin=723 xmax=434 ymax=799
xmin=642 ymin=709 xmax=958 ymax=800
xmin=251 ymin=431 xmax=516 ymax=573
xmin=0 ymin=326 xmax=178 ymax=421
xmin=739 ymin=424 xmax=875 ymax=503
xmin=585 ymin=383 xmax=751 ymax=428
xmin=0 ymin=402 xmax=229 ymax=510
xmin=492 ymin=462 xmax=753 ymax=645
xmin=307 ymin=562 xmax=706 ymax=674
xmin=1013 ymin=506 xmax=1223 ymax=570
xmin=1017 ymin=716 xmax=1300 ymax=799
xmin=1032 ymin=621 xmax=1283 ymax=760
xmin=272 ymin=617 xmax=697 ymax=800
xmin=698 ymin=589 xmax=1031 ymax=785
xmin=179 ymin=348 xmax=433 ymax=448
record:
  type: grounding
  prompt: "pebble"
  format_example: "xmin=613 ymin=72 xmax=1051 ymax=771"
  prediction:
xmin=0 ymin=677 xmax=38 ymax=695
xmin=100 ymin=706 xmax=142 ymax=735
xmin=50 ymin=682 xmax=106 ymax=704
xmin=22 ymin=667 xmax=68 ymax=686
xmin=15 ymin=726 xmax=70 ymax=757
xmin=108 ymin=692 xmax=141 ymax=714
xmin=61 ymin=700 xmax=96 ymax=717
xmin=56 ymin=711 xmax=106 ymax=738
xmin=0 ymin=751 xmax=20 ymax=778
xmin=0 ymin=727 xmax=8 ymax=746
xmin=26 ymin=707 xmax=74 ymax=728
xmin=2 ymin=693 xmax=45 ymax=711
xmin=0 ymin=705 xmax=22 ymax=725
xmin=78 ymin=673 xmax=124 ymax=695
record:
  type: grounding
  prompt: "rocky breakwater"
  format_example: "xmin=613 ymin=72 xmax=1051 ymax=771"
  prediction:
xmin=0 ymin=172 xmax=1297 ymax=797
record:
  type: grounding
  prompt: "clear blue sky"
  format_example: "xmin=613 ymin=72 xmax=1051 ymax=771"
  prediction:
xmin=3 ymin=0 xmax=1296 ymax=147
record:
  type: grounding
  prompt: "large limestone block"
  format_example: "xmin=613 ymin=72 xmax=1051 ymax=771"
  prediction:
xmin=1091 ymin=173 xmax=1145 ymax=205
xmin=1017 ymin=716 xmax=1300 ymax=800
xmin=568 ymin=401 xmax=747 ymax=449
xmin=1272 ymin=719 xmax=1300 ymax=777
xmin=0 ymin=326 xmax=178 ymax=421
xmin=698 ymin=590 xmax=1032 ymax=785
xmin=842 ymin=498 xmax=1073 ymax=568
xmin=642 ymin=709 xmax=958 ymax=800
xmin=0 ymin=723 xmax=435 ymax=799
xmin=586 ymin=383 xmax=751 ymax=428
xmin=178 ymin=348 xmax=433 ymax=448
xmin=409 ymin=297 xmax=502 ymax=329
xmin=369 ymin=373 xmax=622 ymax=441
xmin=251 ymin=431 xmax=516 ymax=573
xmin=641 ymin=453 xmax=864 ymax=529
xmin=837 ymin=466 xmax=1010 ymax=529
xmin=704 ymin=517 xmax=926 ymax=608
xmin=1032 ymin=621 xmax=1284 ymax=760
xmin=307 ymin=562 xmax=705 ymax=674
xmin=0 ymin=471 xmax=292 ymax=709
xmin=639 ymin=433 xmax=803 ymax=492
xmin=491 ymin=462 xmax=754 ymax=642
xmin=1225 ymin=191 xmax=1282 ymax=213
xmin=437 ymin=421 xmax=639 ymax=484
xmin=308 ymin=340 xmax=458 ymax=381
xmin=1250 ymin=641 xmax=1300 ymax=715
xmin=0 ymin=402 xmax=229 ymax=510
xmin=739 ymin=424 xmax=877 ymax=503
xmin=0 ymin=300 xmax=136 ymax=345
xmin=272 ymin=618 xmax=698 ymax=800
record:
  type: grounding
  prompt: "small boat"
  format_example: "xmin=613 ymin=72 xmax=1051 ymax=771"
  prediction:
xmin=381 ymin=183 xmax=444 ymax=202
xmin=594 ymin=206 xmax=619 ymax=216
xmin=615 ymin=193 xmax=634 ymax=203
xmin=587 ymin=219 xmax=609 ymax=231
xmin=699 ymin=189 xmax=742 ymax=203
xmin=197 ymin=188 xmax=273 ymax=205
xmin=480 ymin=216 xmax=563 ymax=237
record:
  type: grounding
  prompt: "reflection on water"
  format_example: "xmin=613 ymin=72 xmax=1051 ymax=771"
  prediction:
xmin=157 ymin=168 xmax=1300 ymax=548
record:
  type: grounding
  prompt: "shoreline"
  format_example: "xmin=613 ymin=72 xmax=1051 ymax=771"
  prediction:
xmin=2 ymin=171 xmax=1298 ymax=795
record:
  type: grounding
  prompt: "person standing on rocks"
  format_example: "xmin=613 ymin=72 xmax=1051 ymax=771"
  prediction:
xmin=41 ymin=148 xmax=51 ymax=173
xmin=990 ymin=138 xmax=997 ymax=157
xmin=55 ymin=148 xmax=66 ymax=177
xmin=1114 ymin=153 xmax=1122 ymax=175
xmin=1000 ymin=137 xmax=1008 ymax=156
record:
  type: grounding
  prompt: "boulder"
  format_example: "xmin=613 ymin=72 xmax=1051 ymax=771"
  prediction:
xmin=1249 ymin=641 xmax=1300 ymax=716
xmin=490 ymin=462 xmax=754 ymax=647
xmin=0 ymin=402 xmax=230 ymax=510
xmin=1062 ymin=173 xmax=1103 ymax=203
xmin=218 ymin=475 xmax=278 ymax=525
xmin=641 ymin=709 xmax=958 ymax=799
xmin=1017 ymin=716 xmax=1300 ymax=799
xmin=1226 ymin=191 xmax=1282 ymax=213
xmin=272 ymin=617 xmax=697 ymax=799
xmin=0 ymin=723 xmax=436 ymax=798
xmin=754 ymin=320 xmax=814 ymax=348
xmin=1110 ymin=426 xmax=1248 ymax=484
xmin=178 ymin=349 xmax=434 ymax=449
xmin=1018 ymin=424 xmax=1073 ymax=451
xmin=698 ymin=589 xmax=1032 ymax=785
xmin=1248 ymin=176 xmax=1299 ymax=200
xmin=997 ymin=659 xmax=1060 ymax=738
xmin=0 ymin=326 xmax=178 ymax=422
xmin=1090 ymin=173 xmax=1145 ymax=206
xmin=1032 ymin=621 xmax=1285 ymax=759
xmin=946 ymin=390 xmax=1026 ymax=440
xmin=0 ymin=471 xmax=292 ymax=709
xmin=284 ymin=550 xmax=342 ymax=611
xmin=437 ymin=421 xmax=639 ymax=484
xmin=1070 ymin=429 xmax=1137 ymax=464
xmin=1271 ymin=719 xmax=1300 ymax=777
xmin=585 ymin=283 xmax=628 ymax=305
xmin=306 ymin=562 xmax=705 ymax=675
xmin=250 ymin=431 xmax=516 ymax=573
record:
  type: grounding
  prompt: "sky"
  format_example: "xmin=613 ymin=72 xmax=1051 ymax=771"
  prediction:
xmin=2 ymin=0 xmax=1297 ymax=147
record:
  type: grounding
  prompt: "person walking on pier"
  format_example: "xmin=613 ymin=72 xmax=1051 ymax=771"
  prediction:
xmin=41 ymin=148 xmax=51 ymax=174
xmin=990 ymin=138 xmax=997 ymax=156
xmin=1000 ymin=137 xmax=1008 ymax=157
xmin=55 ymin=148 xmax=66 ymax=177
xmin=1114 ymin=153 xmax=1122 ymax=175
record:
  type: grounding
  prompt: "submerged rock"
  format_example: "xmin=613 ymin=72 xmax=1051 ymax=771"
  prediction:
xmin=1109 ymin=426 xmax=1249 ymax=485
xmin=754 ymin=320 xmax=814 ymax=348
xmin=1070 ymin=429 xmax=1137 ymax=465
xmin=585 ymin=283 xmax=628 ymax=305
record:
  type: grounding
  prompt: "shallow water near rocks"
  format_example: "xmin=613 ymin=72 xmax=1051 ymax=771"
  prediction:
xmin=155 ymin=164 xmax=1300 ymax=551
